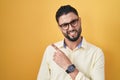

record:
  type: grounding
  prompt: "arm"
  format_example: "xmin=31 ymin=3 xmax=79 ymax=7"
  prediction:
xmin=52 ymin=44 xmax=104 ymax=80
xmin=69 ymin=49 xmax=104 ymax=80
xmin=90 ymin=49 xmax=105 ymax=80
xmin=37 ymin=48 xmax=50 ymax=80
xmin=51 ymin=44 xmax=90 ymax=80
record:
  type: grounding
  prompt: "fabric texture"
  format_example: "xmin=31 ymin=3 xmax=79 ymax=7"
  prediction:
xmin=37 ymin=38 xmax=104 ymax=80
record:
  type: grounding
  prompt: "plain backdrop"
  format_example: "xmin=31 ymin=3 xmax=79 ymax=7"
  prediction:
xmin=0 ymin=0 xmax=120 ymax=80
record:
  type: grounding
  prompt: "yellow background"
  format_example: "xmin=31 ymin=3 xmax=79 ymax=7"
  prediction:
xmin=0 ymin=0 xmax=120 ymax=80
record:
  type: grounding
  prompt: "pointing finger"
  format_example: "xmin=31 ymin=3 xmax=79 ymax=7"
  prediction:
xmin=51 ymin=44 xmax=60 ymax=51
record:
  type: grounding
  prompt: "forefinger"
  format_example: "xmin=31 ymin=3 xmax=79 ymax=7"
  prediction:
xmin=51 ymin=44 xmax=60 ymax=51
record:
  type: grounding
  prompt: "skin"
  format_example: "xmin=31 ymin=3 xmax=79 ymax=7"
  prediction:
xmin=52 ymin=12 xmax=82 ymax=80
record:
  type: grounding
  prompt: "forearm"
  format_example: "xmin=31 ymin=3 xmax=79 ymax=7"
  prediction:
xmin=69 ymin=68 xmax=79 ymax=80
xmin=68 ymin=68 xmax=90 ymax=80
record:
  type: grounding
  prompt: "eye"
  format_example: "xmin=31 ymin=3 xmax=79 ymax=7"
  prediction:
xmin=71 ymin=19 xmax=77 ymax=26
xmin=62 ymin=23 xmax=68 ymax=28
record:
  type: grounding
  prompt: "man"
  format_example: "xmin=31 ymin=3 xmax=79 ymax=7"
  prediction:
xmin=37 ymin=5 xmax=104 ymax=80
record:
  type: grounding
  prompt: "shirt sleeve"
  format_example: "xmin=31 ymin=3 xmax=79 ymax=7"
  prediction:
xmin=75 ymin=49 xmax=105 ymax=80
xmin=37 ymin=47 xmax=50 ymax=80
xmin=75 ymin=72 xmax=90 ymax=80
xmin=90 ymin=49 xmax=105 ymax=80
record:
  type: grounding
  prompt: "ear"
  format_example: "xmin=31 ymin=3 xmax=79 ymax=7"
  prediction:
xmin=79 ymin=17 xmax=81 ymax=21
xmin=59 ymin=27 xmax=63 ymax=32
xmin=79 ymin=17 xmax=81 ymax=24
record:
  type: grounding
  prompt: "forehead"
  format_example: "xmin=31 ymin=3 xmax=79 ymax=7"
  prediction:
xmin=58 ymin=12 xmax=78 ymax=24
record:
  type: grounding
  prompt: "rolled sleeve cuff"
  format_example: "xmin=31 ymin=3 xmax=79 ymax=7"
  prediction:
xmin=75 ymin=72 xmax=90 ymax=80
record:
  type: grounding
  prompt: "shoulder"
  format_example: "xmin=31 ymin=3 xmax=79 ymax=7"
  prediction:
xmin=43 ymin=40 xmax=63 ymax=59
xmin=83 ymin=38 xmax=104 ymax=56
xmin=87 ymin=42 xmax=102 ymax=51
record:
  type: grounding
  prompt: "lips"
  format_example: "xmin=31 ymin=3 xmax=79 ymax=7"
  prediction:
xmin=68 ymin=30 xmax=77 ymax=37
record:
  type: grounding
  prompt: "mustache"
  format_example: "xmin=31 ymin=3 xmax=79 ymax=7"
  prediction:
xmin=67 ymin=30 xmax=77 ymax=34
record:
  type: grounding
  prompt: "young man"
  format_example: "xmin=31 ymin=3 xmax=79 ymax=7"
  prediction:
xmin=37 ymin=5 xmax=104 ymax=80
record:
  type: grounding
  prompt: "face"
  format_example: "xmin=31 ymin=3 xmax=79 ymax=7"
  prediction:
xmin=58 ymin=12 xmax=82 ymax=42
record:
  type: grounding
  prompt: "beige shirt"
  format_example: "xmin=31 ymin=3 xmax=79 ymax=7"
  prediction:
xmin=37 ymin=38 xmax=104 ymax=80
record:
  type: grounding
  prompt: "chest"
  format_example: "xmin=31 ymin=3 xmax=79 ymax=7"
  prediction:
xmin=49 ymin=48 xmax=95 ymax=77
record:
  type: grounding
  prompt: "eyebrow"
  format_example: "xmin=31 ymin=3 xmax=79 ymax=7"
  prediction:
xmin=60 ymin=18 xmax=78 ymax=25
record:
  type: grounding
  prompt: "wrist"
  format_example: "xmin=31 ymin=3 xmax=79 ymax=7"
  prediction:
xmin=65 ymin=64 xmax=76 ymax=73
xmin=69 ymin=69 xmax=79 ymax=80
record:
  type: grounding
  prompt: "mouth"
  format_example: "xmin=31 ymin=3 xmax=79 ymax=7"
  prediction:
xmin=68 ymin=30 xmax=77 ymax=37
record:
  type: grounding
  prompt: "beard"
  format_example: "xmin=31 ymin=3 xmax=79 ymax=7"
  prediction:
xmin=62 ymin=27 xmax=82 ymax=42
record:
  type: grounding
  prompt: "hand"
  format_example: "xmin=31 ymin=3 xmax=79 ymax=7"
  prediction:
xmin=51 ymin=44 xmax=72 ymax=70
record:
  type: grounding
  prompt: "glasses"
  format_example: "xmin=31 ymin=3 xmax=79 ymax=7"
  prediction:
xmin=59 ymin=18 xmax=79 ymax=30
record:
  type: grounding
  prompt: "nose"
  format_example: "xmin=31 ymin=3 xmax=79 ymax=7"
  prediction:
xmin=68 ymin=24 xmax=74 ymax=30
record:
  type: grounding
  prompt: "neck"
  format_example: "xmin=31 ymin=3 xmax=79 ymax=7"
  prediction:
xmin=64 ymin=36 xmax=82 ymax=50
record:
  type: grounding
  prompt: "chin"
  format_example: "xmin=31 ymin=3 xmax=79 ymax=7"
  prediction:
xmin=68 ymin=36 xmax=80 ymax=42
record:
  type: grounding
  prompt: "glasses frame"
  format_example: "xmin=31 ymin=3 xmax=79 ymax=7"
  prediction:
xmin=59 ymin=18 xmax=79 ymax=30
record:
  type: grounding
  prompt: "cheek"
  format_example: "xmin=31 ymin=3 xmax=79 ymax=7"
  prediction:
xmin=76 ymin=25 xmax=81 ymax=31
xmin=62 ymin=31 xmax=67 ymax=35
xmin=60 ymin=29 xmax=67 ymax=34
xmin=61 ymin=30 xmax=68 ymax=36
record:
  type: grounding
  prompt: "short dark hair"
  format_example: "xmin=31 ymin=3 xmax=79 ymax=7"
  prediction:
xmin=55 ymin=5 xmax=79 ymax=23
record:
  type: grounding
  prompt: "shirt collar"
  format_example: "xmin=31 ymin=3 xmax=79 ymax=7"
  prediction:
xmin=80 ymin=37 xmax=87 ymax=49
xmin=58 ymin=37 xmax=87 ymax=49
